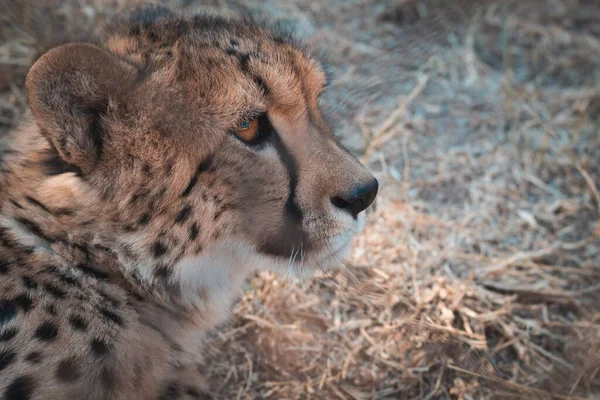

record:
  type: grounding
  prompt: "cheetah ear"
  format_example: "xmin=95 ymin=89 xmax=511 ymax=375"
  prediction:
xmin=26 ymin=42 xmax=138 ymax=174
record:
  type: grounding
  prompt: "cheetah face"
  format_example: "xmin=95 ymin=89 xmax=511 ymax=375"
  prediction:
xmin=25 ymin=6 xmax=377 ymax=281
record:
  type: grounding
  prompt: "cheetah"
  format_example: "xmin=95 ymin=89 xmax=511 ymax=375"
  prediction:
xmin=0 ymin=5 xmax=378 ymax=399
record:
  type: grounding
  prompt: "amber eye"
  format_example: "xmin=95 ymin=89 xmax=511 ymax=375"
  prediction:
xmin=234 ymin=118 xmax=260 ymax=142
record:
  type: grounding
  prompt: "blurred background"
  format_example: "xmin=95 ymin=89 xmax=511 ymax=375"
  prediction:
xmin=2 ymin=0 xmax=600 ymax=398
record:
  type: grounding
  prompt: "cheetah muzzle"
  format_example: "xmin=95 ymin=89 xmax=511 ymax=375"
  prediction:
xmin=0 ymin=4 xmax=377 ymax=399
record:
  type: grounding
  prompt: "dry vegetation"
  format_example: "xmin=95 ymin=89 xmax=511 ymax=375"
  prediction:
xmin=2 ymin=0 xmax=600 ymax=398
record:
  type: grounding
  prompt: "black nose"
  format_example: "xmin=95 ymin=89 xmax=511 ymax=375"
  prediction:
xmin=331 ymin=178 xmax=379 ymax=218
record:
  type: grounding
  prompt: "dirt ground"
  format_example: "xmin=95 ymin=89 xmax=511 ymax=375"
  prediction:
xmin=2 ymin=0 xmax=600 ymax=398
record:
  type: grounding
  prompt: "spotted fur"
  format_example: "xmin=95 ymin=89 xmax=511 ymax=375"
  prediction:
xmin=0 ymin=5 xmax=377 ymax=399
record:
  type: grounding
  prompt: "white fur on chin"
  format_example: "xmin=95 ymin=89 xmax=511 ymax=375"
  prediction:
xmin=175 ymin=220 xmax=360 ymax=323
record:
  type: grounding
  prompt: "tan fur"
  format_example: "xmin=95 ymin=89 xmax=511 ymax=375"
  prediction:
xmin=0 ymin=5 xmax=377 ymax=399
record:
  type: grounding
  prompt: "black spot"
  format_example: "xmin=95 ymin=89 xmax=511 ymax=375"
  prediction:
xmin=238 ymin=53 xmax=250 ymax=71
xmin=154 ymin=265 xmax=171 ymax=279
xmin=0 ymin=228 xmax=17 ymax=248
xmin=0 ymin=349 xmax=16 ymax=373
xmin=51 ymin=269 xmax=79 ymax=286
xmin=4 ymin=375 xmax=35 ymax=400
xmin=212 ymin=209 xmax=224 ymax=221
xmin=44 ymin=283 xmax=66 ymax=299
xmin=181 ymin=156 xmax=213 ymax=197
xmin=24 ymin=352 xmax=42 ymax=364
xmin=100 ymin=291 xmax=120 ymax=308
xmin=153 ymin=241 xmax=167 ymax=258
xmin=138 ymin=213 xmax=152 ymax=226
xmin=130 ymin=25 xmax=141 ymax=36
xmin=69 ymin=315 xmax=88 ymax=332
xmin=230 ymin=38 xmax=239 ymax=46
xmin=34 ymin=322 xmax=58 ymax=341
xmin=15 ymin=217 xmax=56 ymax=243
xmin=225 ymin=47 xmax=237 ymax=56
xmin=0 ymin=260 xmax=9 ymax=274
xmin=175 ymin=205 xmax=192 ymax=224
xmin=54 ymin=208 xmax=75 ymax=216
xmin=45 ymin=304 xmax=58 ymax=316
xmin=0 ymin=301 xmax=16 ymax=325
xmin=13 ymin=294 xmax=33 ymax=313
xmin=100 ymin=308 xmax=123 ymax=327
xmin=90 ymin=339 xmax=110 ymax=356
xmin=77 ymin=263 xmax=109 ymax=280
xmin=21 ymin=276 xmax=37 ymax=289
xmin=100 ymin=366 xmax=116 ymax=389
xmin=9 ymin=200 xmax=24 ymax=210
xmin=186 ymin=387 xmax=202 ymax=399
xmin=55 ymin=359 xmax=80 ymax=382
xmin=162 ymin=382 xmax=181 ymax=399
xmin=0 ymin=327 xmax=18 ymax=342
xmin=24 ymin=196 xmax=52 ymax=214
xmin=148 ymin=30 xmax=159 ymax=42
xmin=129 ymin=189 xmax=149 ymax=205
xmin=189 ymin=223 xmax=199 ymax=240
xmin=123 ymin=224 xmax=136 ymax=232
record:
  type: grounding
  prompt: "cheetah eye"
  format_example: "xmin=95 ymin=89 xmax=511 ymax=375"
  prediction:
xmin=234 ymin=118 xmax=261 ymax=143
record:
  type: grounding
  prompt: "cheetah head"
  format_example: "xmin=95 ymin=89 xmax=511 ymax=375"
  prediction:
xmin=24 ymin=6 xmax=377 ymax=299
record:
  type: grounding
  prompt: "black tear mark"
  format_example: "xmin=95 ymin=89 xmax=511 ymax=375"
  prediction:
xmin=269 ymin=125 xmax=303 ymax=223
xmin=182 ymin=156 xmax=213 ymax=197
xmin=257 ymin=121 xmax=309 ymax=257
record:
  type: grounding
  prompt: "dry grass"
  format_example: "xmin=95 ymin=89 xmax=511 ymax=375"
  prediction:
xmin=2 ymin=0 xmax=600 ymax=398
